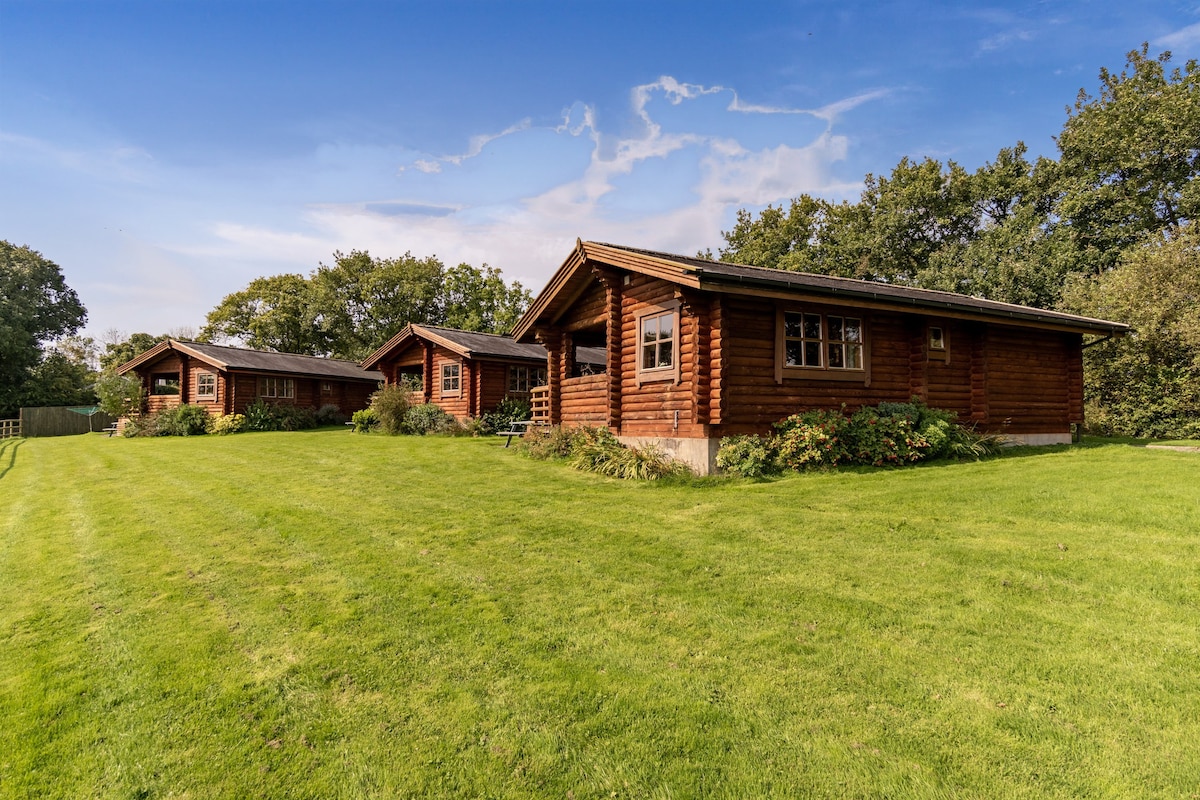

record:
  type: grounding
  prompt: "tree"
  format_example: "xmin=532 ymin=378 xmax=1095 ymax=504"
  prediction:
xmin=439 ymin=263 xmax=532 ymax=335
xmin=1060 ymin=225 xmax=1200 ymax=438
xmin=94 ymin=369 xmax=145 ymax=419
xmin=200 ymin=274 xmax=324 ymax=355
xmin=99 ymin=332 xmax=172 ymax=370
xmin=309 ymin=250 xmax=444 ymax=360
xmin=0 ymin=241 xmax=88 ymax=416
xmin=1054 ymin=44 xmax=1200 ymax=274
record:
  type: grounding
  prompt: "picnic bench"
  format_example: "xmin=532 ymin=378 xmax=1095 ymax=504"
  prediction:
xmin=102 ymin=423 xmax=119 ymax=437
xmin=496 ymin=420 xmax=538 ymax=447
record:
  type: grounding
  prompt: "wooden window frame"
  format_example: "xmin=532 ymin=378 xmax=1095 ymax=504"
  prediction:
xmin=775 ymin=307 xmax=871 ymax=385
xmin=928 ymin=324 xmax=950 ymax=363
xmin=508 ymin=365 xmax=531 ymax=393
xmin=440 ymin=362 xmax=461 ymax=398
xmin=150 ymin=373 xmax=180 ymax=395
xmin=260 ymin=377 xmax=295 ymax=399
xmin=196 ymin=371 xmax=217 ymax=400
xmin=635 ymin=303 xmax=681 ymax=386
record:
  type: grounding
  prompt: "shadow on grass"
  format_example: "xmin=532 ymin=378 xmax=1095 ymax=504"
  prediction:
xmin=0 ymin=438 xmax=23 ymax=481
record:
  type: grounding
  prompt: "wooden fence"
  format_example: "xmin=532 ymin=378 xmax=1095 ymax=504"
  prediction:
xmin=19 ymin=407 xmax=118 ymax=438
xmin=0 ymin=419 xmax=19 ymax=439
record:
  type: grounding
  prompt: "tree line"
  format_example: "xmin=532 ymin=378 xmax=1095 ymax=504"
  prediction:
xmin=712 ymin=45 xmax=1200 ymax=438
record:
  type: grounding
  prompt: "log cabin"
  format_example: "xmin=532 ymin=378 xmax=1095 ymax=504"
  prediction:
xmin=512 ymin=241 xmax=1130 ymax=474
xmin=116 ymin=339 xmax=382 ymax=419
xmin=361 ymin=323 xmax=603 ymax=419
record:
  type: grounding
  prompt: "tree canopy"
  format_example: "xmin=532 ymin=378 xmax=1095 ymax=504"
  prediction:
xmin=200 ymin=251 xmax=532 ymax=361
xmin=0 ymin=241 xmax=89 ymax=416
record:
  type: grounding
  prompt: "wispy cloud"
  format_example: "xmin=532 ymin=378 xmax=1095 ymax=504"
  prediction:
xmin=1156 ymin=21 xmax=1200 ymax=50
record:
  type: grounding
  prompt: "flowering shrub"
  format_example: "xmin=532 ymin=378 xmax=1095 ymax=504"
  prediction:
xmin=715 ymin=435 xmax=780 ymax=477
xmin=716 ymin=400 xmax=1002 ymax=475
xmin=351 ymin=408 xmax=378 ymax=433
xmin=211 ymin=413 xmax=247 ymax=435
xmin=774 ymin=409 xmax=853 ymax=469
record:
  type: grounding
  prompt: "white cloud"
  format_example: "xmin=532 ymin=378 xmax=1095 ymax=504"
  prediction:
xmin=1156 ymin=21 xmax=1200 ymax=50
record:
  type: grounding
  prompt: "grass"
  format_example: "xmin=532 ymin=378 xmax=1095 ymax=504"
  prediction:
xmin=1 ymin=431 xmax=1199 ymax=799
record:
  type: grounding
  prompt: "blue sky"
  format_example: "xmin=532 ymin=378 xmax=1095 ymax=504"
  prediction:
xmin=3 ymin=0 xmax=1200 ymax=343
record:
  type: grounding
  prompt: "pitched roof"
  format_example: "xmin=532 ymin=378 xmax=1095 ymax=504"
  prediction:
xmin=512 ymin=240 xmax=1130 ymax=340
xmin=362 ymin=324 xmax=544 ymax=369
xmin=116 ymin=340 xmax=383 ymax=382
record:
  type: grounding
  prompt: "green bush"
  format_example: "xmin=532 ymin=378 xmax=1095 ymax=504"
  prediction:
xmin=370 ymin=385 xmax=414 ymax=435
xmin=519 ymin=425 xmax=581 ymax=460
xmin=402 ymin=403 xmax=462 ymax=435
xmin=155 ymin=404 xmax=211 ymax=436
xmin=774 ymin=409 xmax=852 ymax=470
xmin=244 ymin=400 xmax=280 ymax=432
xmin=715 ymin=435 xmax=780 ymax=477
xmin=210 ymin=413 xmax=247 ymax=435
xmin=315 ymin=404 xmax=345 ymax=426
xmin=351 ymin=408 xmax=378 ymax=433
xmin=718 ymin=400 xmax=1003 ymax=475
xmin=273 ymin=404 xmax=318 ymax=432
xmin=480 ymin=397 xmax=532 ymax=434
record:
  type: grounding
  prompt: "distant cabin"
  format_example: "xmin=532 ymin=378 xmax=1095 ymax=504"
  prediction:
xmin=512 ymin=241 xmax=1129 ymax=474
xmin=116 ymin=339 xmax=381 ymax=419
xmin=361 ymin=323 xmax=603 ymax=418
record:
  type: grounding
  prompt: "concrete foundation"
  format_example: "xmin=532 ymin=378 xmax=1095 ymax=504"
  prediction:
xmin=1001 ymin=432 xmax=1073 ymax=446
xmin=618 ymin=435 xmax=721 ymax=476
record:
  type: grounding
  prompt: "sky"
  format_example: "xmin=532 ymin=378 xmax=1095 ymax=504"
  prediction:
xmin=3 ymin=0 xmax=1200 ymax=344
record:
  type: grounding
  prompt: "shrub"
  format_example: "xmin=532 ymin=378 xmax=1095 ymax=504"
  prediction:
xmin=244 ymin=400 xmax=280 ymax=432
xmin=774 ymin=409 xmax=852 ymax=470
xmin=519 ymin=425 xmax=581 ymax=460
xmin=272 ymin=404 xmax=317 ymax=431
xmin=519 ymin=425 xmax=689 ymax=479
xmin=351 ymin=408 xmax=378 ymax=433
xmin=370 ymin=385 xmax=414 ymax=435
xmin=315 ymin=404 xmax=345 ymax=426
xmin=402 ymin=403 xmax=462 ymax=435
xmin=846 ymin=406 xmax=931 ymax=466
xmin=211 ymin=413 xmax=247 ymax=435
xmin=480 ymin=397 xmax=532 ymax=435
xmin=716 ymin=435 xmax=780 ymax=477
xmin=153 ymin=404 xmax=212 ymax=436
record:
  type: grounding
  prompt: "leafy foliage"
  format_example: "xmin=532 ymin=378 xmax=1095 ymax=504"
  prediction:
xmin=0 ymin=241 xmax=89 ymax=416
xmin=520 ymin=425 xmax=691 ymax=480
xmin=125 ymin=404 xmax=212 ymax=437
xmin=350 ymin=408 xmax=379 ymax=433
xmin=368 ymin=384 xmax=415 ymax=435
xmin=401 ymin=404 xmax=462 ymax=436
xmin=210 ymin=413 xmax=247 ymax=435
xmin=718 ymin=401 xmax=1000 ymax=475
xmin=201 ymin=251 xmax=532 ymax=360
xmin=94 ymin=370 xmax=145 ymax=419
xmin=479 ymin=396 xmax=532 ymax=435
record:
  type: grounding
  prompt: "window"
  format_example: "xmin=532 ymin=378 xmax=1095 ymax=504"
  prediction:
xmin=320 ymin=381 xmax=334 ymax=396
xmin=151 ymin=373 xmax=180 ymax=395
xmin=261 ymin=377 xmax=295 ymax=399
xmin=929 ymin=326 xmax=945 ymax=351
xmin=640 ymin=311 xmax=676 ymax=372
xmin=509 ymin=366 xmax=548 ymax=392
xmin=441 ymin=363 xmax=460 ymax=396
xmin=196 ymin=372 xmax=216 ymax=399
xmin=782 ymin=311 xmax=864 ymax=372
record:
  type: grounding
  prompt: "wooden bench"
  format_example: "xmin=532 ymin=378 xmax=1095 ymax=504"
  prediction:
xmin=496 ymin=420 xmax=537 ymax=447
xmin=102 ymin=424 xmax=119 ymax=437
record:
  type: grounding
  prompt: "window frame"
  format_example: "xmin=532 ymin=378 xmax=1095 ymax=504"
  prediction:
xmin=928 ymin=324 xmax=950 ymax=362
xmin=196 ymin=371 xmax=217 ymax=400
xmin=508 ymin=365 xmax=531 ymax=393
xmin=440 ymin=362 xmax=461 ymax=398
xmin=260 ymin=376 xmax=295 ymax=399
xmin=635 ymin=303 xmax=681 ymax=386
xmin=150 ymin=373 xmax=180 ymax=395
xmin=775 ymin=306 xmax=870 ymax=384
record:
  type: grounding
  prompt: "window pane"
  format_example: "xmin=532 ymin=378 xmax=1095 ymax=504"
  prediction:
xmin=828 ymin=316 xmax=843 ymax=341
xmin=828 ymin=343 xmax=845 ymax=368
xmin=642 ymin=317 xmax=658 ymax=344
xmin=786 ymin=341 xmax=802 ymax=366
xmin=784 ymin=313 xmax=803 ymax=338
xmin=803 ymin=315 xmax=821 ymax=340
xmin=642 ymin=343 xmax=656 ymax=370
xmin=844 ymin=319 xmax=862 ymax=343
xmin=805 ymin=341 xmax=822 ymax=367
xmin=657 ymin=314 xmax=674 ymax=340
xmin=657 ymin=342 xmax=672 ymax=368
xmin=846 ymin=344 xmax=863 ymax=369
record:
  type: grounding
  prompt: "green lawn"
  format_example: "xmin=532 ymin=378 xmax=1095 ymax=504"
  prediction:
xmin=2 ymin=431 xmax=1198 ymax=799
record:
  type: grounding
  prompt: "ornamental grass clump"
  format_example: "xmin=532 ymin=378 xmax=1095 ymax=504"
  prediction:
xmin=520 ymin=425 xmax=689 ymax=480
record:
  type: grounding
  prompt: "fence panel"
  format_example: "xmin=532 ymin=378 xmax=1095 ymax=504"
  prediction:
xmin=0 ymin=419 xmax=19 ymax=439
xmin=19 ymin=407 xmax=118 ymax=438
